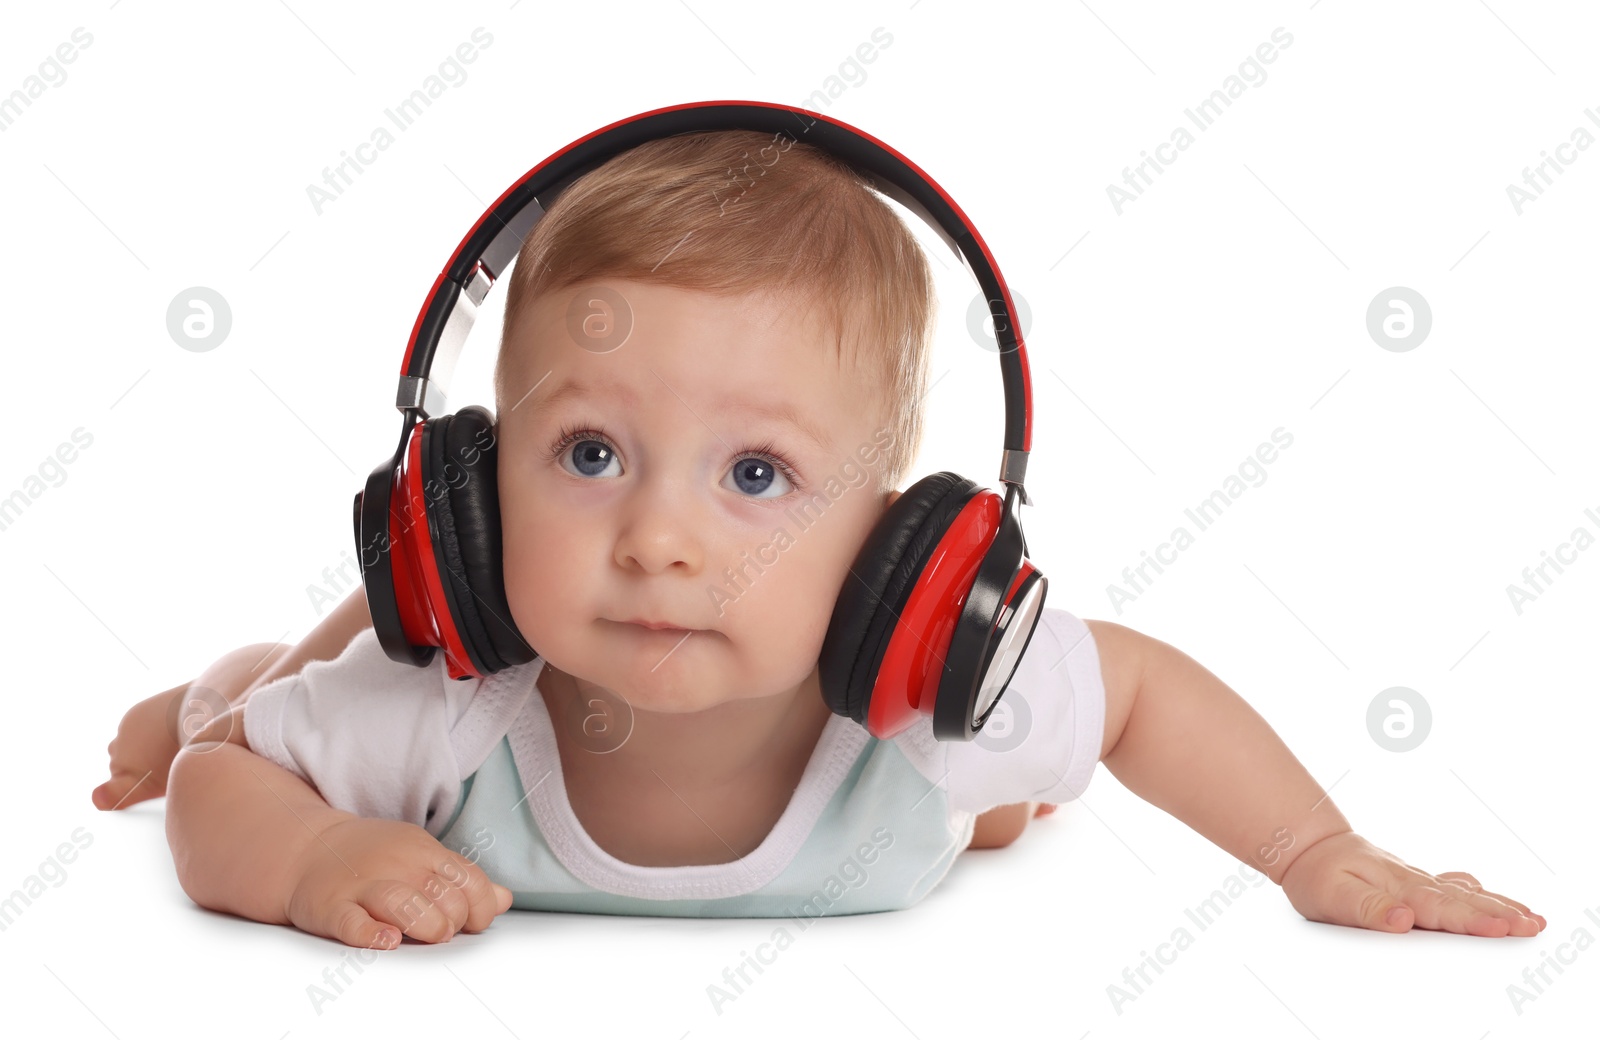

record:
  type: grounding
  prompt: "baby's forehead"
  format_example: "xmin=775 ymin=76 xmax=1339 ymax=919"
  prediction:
xmin=511 ymin=316 xmax=880 ymax=399
xmin=500 ymin=284 xmax=886 ymax=430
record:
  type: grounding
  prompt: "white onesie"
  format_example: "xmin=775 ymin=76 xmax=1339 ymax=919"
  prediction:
xmin=242 ymin=606 xmax=1105 ymax=919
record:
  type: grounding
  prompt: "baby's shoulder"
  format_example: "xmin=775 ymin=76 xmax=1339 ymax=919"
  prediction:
xmin=261 ymin=625 xmax=489 ymax=724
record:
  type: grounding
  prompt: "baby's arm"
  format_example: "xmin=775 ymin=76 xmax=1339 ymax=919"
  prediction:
xmin=166 ymin=727 xmax=350 ymax=929
xmin=94 ymin=587 xmax=373 ymax=811
xmin=166 ymin=695 xmax=512 ymax=946
xmin=1087 ymin=619 xmax=1544 ymax=937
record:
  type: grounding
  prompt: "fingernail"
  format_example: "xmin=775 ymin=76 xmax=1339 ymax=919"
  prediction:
xmin=1385 ymin=907 xmax=1409 ymax=926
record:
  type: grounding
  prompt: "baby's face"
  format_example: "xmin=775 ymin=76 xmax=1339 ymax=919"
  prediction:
xmin=496 ymin=278 xmax=898 ymax=713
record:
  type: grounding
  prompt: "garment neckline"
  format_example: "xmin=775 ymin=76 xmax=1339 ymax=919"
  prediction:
xmin=497 ymin=656 xmax=869 ymax=898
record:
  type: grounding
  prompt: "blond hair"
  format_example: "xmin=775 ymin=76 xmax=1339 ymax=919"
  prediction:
xmin=491 ymin=129 xmax=936 ymax=493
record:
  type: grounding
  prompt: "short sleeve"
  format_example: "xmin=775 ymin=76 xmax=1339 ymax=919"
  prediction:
xmin=941 ymin=606 xmax=1106 ymax=815
xmin=242 ymin=627 xmax=479 ymax=838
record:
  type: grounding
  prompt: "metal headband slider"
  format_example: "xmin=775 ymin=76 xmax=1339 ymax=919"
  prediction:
xmin=1000 ymin=449 xmax=1033 ymax=507
xmin=396 ymin=375 xmax=447 ymax=418
xmin=463 ymin=261 xmax=493 ymax=307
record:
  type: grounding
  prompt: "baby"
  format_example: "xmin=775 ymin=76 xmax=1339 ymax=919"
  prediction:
xmin=95 ymin=130 xmax=1543 ymax=948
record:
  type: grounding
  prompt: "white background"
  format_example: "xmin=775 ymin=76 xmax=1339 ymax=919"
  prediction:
xmin=3 ymin=0 xmax=1597 ymax=1036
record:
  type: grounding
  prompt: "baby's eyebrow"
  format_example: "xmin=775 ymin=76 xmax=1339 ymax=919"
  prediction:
xmin=716 ymin=399 xmax=836 ymax=454
xmin=528 ymin=377 xmax=836 ymax=454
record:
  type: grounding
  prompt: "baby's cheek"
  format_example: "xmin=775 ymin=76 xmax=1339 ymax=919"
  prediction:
xmin=703 ymin=535 xmax=804 ymax=637
xmin=757 ymin=561 xmax=839 ymax=659
xmin=502 ymin=522 xmax=576 ymax=638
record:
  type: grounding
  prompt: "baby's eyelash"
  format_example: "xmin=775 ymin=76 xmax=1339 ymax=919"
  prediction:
xmin=737 ymin=438 xmax=804 ymax=489
xmin=542 ymin=422 xmax=805 ymax=489
xmin=542 ymin=421 xmax=611 ymax=464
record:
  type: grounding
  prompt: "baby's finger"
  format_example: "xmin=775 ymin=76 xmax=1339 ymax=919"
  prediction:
xmin=438 ymin=855 xmax=512 ymax=933
xmin=1435 ymin=876 xmax=1543 ymax=934
xmin=416 ymin=869 xmax=473 ymax=937
xmin=360 ymin=879 xmax=458 ymax=944
xmin=320 ymin=898 xmax=403 ymax=951
xmin=1396 ymin=882 xmax=1519 ymax=937
xmin=1435 ymin=870 xmax=1480 ymax=887
xmin=1437 ymin=872 xmax=1544 ymax=927
xmin=91 ymin=770 xmax=161 ymax=811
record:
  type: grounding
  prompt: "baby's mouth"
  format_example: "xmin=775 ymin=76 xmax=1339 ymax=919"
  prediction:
xmin=611 ymin=617 xmax=700 ymax=635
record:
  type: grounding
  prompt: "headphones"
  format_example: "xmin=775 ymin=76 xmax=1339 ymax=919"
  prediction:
xmin=353 ymin=100 xmax=1047 ymax=741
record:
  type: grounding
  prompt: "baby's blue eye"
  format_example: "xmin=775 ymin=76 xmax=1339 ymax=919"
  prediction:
xmin=563 ymin=439 xmax=620 ymax=479
xmin=723 ymin=456 xmax=793 ymax=499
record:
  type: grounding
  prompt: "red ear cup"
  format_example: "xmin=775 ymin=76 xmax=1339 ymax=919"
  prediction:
xmin=819 ymin=471 xmax=1046 ymax=741
xmin=355 ymin=427 xmax=433 ymax=670
xmin=354 ymin=405 xmax=535 ymax=679
xmin=820 ymin=472 xmax=976 ymax=731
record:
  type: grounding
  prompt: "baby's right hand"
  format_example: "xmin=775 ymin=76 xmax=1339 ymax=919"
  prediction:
xmin=288 ymin=814 xmax=514 ymax=948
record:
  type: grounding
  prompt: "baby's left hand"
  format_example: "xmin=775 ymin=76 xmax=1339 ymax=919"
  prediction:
xmin=1278 ymin=831 xmax=1546 ymax=937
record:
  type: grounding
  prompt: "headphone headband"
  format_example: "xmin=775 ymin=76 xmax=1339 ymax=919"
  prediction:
xmin=390 ymin=99 xmax=1035 ymax=501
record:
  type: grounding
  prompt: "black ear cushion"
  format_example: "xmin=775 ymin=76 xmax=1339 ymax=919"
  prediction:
xmin=425 ymin=405 xmax=536 ymax=673
xmin=819 ymin=471 xmax=980 ymax=724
